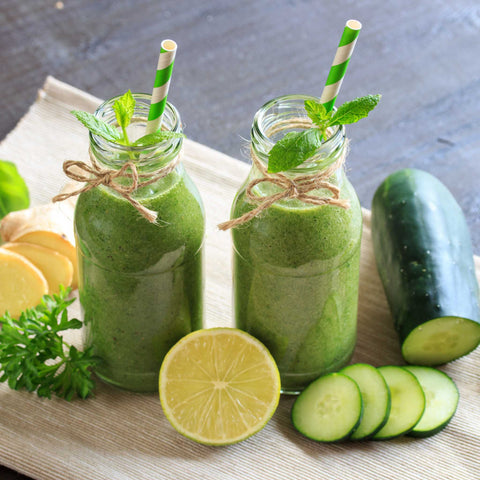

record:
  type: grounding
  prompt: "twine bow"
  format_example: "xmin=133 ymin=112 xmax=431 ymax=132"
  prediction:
xmin=218 ymin=139 xmax=350 ymax=231
xmin=52 ymin=149 xmax=181 ymax=223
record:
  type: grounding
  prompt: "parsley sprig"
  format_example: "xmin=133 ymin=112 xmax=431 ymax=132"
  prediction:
xmin=0 ymin=287 xmax=97 ymax=401
xmin=267 ymin=94 xmax=381 ymax=173
xmin=71 ymin=90 xmax=184 ymax=148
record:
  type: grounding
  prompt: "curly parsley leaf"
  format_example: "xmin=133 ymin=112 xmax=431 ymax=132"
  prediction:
xmin=0 ymin=287 xmax=97 ymax=400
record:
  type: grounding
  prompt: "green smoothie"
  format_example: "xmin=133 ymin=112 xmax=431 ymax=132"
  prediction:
xmin=232 ymin=180 xmax=361 ymax=393
xmin=75 ymin=166 xmax=204 ymax=392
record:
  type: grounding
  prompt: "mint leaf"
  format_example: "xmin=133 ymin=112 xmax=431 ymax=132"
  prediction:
xmin=267 ymin=128 xmax=323 ymax=173
xmin=71 ymin=110 xmax=122 ymax=143
xmin=113 ymin=90 xmax=135 ymax=131
xmin=113 ymin=90 xmax=135 ymax=145
xmin=329 ymin=94 xmax=381 ymax=126
xmin=133 ymin=131 xmax=185 ymax=147
xmin=305 ymin=100 xmax=331 ymax=129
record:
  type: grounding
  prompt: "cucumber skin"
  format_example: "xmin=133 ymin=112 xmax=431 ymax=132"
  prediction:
xmin=371 ymin=169 xmax=480 ymax=352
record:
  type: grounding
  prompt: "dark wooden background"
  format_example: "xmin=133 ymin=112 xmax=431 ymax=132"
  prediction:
xmin=1 ymin=1 xmax=479 ymax=478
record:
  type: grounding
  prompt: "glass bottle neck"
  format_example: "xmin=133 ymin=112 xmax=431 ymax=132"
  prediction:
xmin=250 ymin=94 xmax=346 ymax=177
xmin=89 ymin=93 xmax=183 ymax=174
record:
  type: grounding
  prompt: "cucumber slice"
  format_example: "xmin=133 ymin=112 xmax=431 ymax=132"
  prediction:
xmin=340 ymin=363 xmax=391 ymax=440
xmin=402 ymin=317 xmax=480 ymax=366
xmin=291 ymin=373 xmax=362 ymax=442
xmin=373 ymin=366 xmax=425 ymax=440
xmin=404 ymin=366 xmax=459 ymax=438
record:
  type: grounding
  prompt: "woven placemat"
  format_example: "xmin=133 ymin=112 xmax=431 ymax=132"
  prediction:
xmin=0 ymin=76 xmax=478 ymax=480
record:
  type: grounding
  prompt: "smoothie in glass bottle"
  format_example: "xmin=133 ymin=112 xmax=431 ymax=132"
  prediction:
xmin=229 ymin=95 xmax=363 ymax=393
xmin=74 ymin=94 xmax=204 ymax=392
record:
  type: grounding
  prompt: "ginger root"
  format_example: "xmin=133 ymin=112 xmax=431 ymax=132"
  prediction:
xmin=0 ymin=193 xmax=78 ymax=289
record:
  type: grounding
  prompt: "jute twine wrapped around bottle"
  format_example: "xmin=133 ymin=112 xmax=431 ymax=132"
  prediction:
xmin=218 ymin=119 xmax=350 ymax=231
xmin=52 ymin=149 xmax=182 ymax=223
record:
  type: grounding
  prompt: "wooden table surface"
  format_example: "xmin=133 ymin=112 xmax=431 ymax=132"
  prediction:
xmin=1 ymin=1 xmax=479 ymax=479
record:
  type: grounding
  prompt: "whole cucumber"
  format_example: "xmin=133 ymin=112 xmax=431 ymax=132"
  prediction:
xmin=371 ymin=168 xmax=480 ymax=365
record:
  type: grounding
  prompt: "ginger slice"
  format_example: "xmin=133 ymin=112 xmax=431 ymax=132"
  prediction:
xmin=3 ymin=242 xmax=74 ymax=295
xmin=12 ymin=231 xmax=78 ymax=289
xmin=0 ymin=247 xmax=48 ymax=318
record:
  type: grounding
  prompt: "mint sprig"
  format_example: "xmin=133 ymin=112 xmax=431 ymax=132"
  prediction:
xmin=71 ymin=90 xmax=184 ymax=149
xmin=267 ymin=94 xmax=381 ymax=173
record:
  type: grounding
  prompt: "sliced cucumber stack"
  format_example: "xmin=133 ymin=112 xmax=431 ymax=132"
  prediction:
xmin=291 ymin=373 xmax=362 ymax=442
xmin=340 ymin=363 xmax=391 ymax=440
xmin=291 ymin=363 xmax=459 ymax=443
xmin=404 ymin=366 xmax=459 ymax=438
xmin=373 ymin=366 xmax=425 ymax=440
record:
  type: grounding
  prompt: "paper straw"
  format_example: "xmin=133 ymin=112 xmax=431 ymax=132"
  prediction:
xmin=145 ymin=39 xmax=177 ymax=134
xmin=320 ymin=19 xmax=362 ymax=112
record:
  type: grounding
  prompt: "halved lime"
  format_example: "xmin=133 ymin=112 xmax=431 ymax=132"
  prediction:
xmin=159 ymin=328 xmax=281 ymax=446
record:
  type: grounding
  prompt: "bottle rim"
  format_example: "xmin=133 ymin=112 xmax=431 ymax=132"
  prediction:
xmin=90 ymin=92 xmax=182 ymax=154
xmin=251 ymin=94 xmax=345 ymax=172
xmin=89 ymin=93 xmax=183 ymax=171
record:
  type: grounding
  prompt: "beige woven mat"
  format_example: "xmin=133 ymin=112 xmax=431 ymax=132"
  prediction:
xmin=0 ymin=76 xmax=479 ymax=480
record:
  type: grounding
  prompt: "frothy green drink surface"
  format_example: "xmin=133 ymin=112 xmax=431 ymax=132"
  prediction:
xmin=75 ymin=168 xmax=204 ymax=392
xmin=232 ymin=178 xmax=362 ymax=392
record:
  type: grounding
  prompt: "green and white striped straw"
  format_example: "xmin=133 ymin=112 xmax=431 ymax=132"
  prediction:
xmin=146 ymin=39 xmax=177 ymax=134
xmin=320 ymin=19 xmax=362 ymax=112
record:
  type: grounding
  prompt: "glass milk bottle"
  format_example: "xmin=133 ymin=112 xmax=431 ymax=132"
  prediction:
xmin=75 ymin=94 xmax=205 ymax=392
xmin=229 ymin=95 xmax=362 ymax=394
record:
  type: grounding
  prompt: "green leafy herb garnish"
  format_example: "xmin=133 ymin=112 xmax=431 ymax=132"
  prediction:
xmin=133 ymin=130 xmax=186 ymax=147
xmin=268 ymin=94 xmax=381 ymax=173
xmin=0 ymin=287 xmax=97 ymax=401
xmin=71 ymin=110 xmax=122 ymax=143
xmin=113 ymin=90 xmax=135 ymax=145
xmin=0 ymin=160 xmax=30 ymax=220
xmin=71 ymin=90 xmax=184 ymax=148
xmin=267 ymin=129 xmax=323 ymax=173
